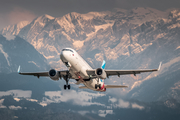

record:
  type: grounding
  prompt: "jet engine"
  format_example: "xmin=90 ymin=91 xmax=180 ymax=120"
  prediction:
xmin=49 ymin=69 xmax=59 ymax=80
xmin=95 ymin=68 xmax=107 ymax=79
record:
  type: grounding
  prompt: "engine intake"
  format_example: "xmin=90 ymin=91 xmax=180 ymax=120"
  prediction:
xmin=49 ymin=69 xmax=59 ymax=80
xmin=95 ymin=68 xmax=107 ymax=79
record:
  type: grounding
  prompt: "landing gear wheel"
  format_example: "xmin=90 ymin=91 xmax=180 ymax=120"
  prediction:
xmin=95 ymin=84 xmax=101 ymax=89
xmin=68 ymin=85 xmax=70 ymax=90
xmin=64 ymin=85 xmax=66 ymax=90
xmin=63 ymin=74 xmax=71 ymax=90
xmin=99 ymin=84 xmax=101 ymax=89
xmin=95 ymin=84 xmax=97 ymax=89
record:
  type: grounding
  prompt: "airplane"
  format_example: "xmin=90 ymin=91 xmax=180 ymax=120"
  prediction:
xmin=18 ymin=48 xmax=162 ymax=92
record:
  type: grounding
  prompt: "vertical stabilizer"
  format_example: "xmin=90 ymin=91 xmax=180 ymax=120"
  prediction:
xmin=100 ymin=60 xmax=106 ymax=84
xmin=17 ymin=66 xmax=21 ymax=73
xmin=101 ymin=60 xmax=106 ymax=69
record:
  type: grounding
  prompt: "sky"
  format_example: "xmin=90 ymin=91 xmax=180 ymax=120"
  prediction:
xmin=0 ymin=0 xmax=180 ymax=30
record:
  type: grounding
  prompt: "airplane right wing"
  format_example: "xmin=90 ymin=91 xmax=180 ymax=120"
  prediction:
xmin=105 ymin=62 xmax=162 ymax=77
xmin=86 ymin=62 xmax=162 ymax=77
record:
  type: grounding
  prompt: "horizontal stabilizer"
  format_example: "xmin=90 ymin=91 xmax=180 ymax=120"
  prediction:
xmin=17 ymin=66 xmax=21 ymax=73
xmin=104 ymin=85 xmax=128 ymax=88
xmin=158 ymin=62 xmax=162 ymax=71
xmin=76 ymin=80 xmax=82 ymax=85
xmin=79 ymin=86 xmax=88 ymax=89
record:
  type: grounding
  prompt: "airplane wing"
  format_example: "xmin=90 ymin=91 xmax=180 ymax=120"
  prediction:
xmin=86 ymin=62 xmax=162 ymax=77
xmin=79 ymin=86 xmax=88 ymax=89
xmin=19 ymin=71 xmax=68 ymax=77
xmin=17 ymin=66 xmax=69 ymax=78
xmin=19 ymin=72 xmax=49 ymax=76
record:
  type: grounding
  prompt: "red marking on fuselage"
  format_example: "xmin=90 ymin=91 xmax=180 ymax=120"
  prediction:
xmin=75 ymin=72 xmax=84 ymax=83
xmin=99 ymin=83 xmax=104 ymax=90
xmin=97 ymin=83 xmax=106 ymax=92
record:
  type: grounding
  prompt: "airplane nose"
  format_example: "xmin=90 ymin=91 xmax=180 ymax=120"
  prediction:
xmin=60 ymin=51 xmax=65 ymax=61
xmin=60 ymin=51 xmax=68 ymax=62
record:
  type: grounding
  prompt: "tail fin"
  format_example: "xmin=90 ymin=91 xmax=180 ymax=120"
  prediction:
xmin=101 ymin=60 xmax=106 ymax=83
xmin=101 ymin=60 xmax=106 ymax=69
xmin=17 ymin=66 xmax=21 ymax=73
xmin=158 ymin=62 xmax=162 ymax=71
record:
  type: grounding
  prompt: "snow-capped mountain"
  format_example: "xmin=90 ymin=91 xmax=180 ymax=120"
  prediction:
xmin=0 ymin=7 xmax=169 ymax=67
xmin=1 ymin=7 xmax=180 ymax=102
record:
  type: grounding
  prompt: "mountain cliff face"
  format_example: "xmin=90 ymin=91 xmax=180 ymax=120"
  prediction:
xmin=0 ymin=35 xmax=49 ymax=73
xmin=1 ymin=7 xmax=180 ymax=102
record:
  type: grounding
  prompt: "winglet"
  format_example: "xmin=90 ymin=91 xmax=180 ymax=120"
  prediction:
xmin=158 ymin=62 xmax=162 ymax=71
xmin=17 ymin=66 xmax=21 ymax=73
xmin=101 ymin=60 xmax=106 ymax=69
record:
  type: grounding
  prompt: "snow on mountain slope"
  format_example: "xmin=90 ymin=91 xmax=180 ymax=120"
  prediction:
xmin=0 ymin=44 xmax=10 ymax=66
xmin=0 ymin=35 xmax=49 ymax=73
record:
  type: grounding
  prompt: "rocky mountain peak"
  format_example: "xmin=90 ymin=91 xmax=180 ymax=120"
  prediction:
xmin=125 ymin=7 xmax=168 ymax=25
xmin=43 ymin=14 xmax=55 ymax=20
xmin=60 ymin=12 xmax=83 ymax=23
xmin=1 ymin=21 xmax=30 ymax=36
xmin=169 ymin=9 xmax=180 ymax=19
xmin=33 ymin=14 xmax=55 ymax=26
xmin=37 ymin=14 xmax=55 ymax=20
xmin=129 ymin=7 xmax=164 ymax=15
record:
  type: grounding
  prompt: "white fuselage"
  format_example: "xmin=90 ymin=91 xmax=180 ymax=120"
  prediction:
xmin=60 ymin=48 xmax=105 ymax=91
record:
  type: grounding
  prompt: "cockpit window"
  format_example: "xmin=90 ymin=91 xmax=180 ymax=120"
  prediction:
xmin=62 ymin=49 xmax=74 ymax=53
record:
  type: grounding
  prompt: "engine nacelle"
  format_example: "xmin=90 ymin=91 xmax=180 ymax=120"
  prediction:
xmin=95 ymin=68 xmax=107 ymax=79
xmin=49 ymin=69 xmax=59 ymax=80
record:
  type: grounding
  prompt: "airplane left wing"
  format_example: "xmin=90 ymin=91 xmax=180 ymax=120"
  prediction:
xmin=19 ymin=72 xmax=49 ymax=76
xmin=86 ymin=62 xmax=162 ymax=77
xmin=17 ymin=66 xmax=69 ymax=78
xmin=18 ymin=71 xmax=69 ymax=78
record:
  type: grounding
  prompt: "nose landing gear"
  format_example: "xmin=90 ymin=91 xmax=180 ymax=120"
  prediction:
xmin=64 ymin=84 xmax=70 ymax=90
xmin=95 ymin=78 xmax=101 ymax=89
xmin=63 ymin=74 xmax=71 ymax=90
xmin=95 ymin=84 xmax=101 ymax=89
